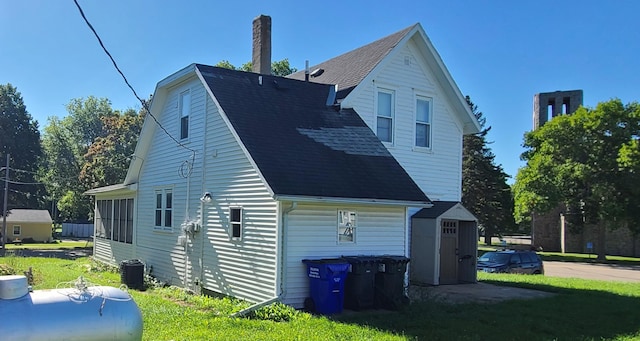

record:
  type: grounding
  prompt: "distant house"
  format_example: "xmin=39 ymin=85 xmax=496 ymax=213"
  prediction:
xmin=3 ymin=209 xmax=52 ymax=243
xmin=86 ymin=18 xmax=480 ymax=308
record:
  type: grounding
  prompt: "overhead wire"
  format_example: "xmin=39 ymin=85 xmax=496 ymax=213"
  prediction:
xmin=72 ymin=0 xmax=197 ymax=164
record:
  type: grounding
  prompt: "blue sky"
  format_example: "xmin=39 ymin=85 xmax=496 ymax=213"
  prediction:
xmin=2 ymin=0 xmax=639 ymax=181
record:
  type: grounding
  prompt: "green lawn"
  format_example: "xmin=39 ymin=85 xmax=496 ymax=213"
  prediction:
xmin=1 ymin=255 xmax=639 ymax=340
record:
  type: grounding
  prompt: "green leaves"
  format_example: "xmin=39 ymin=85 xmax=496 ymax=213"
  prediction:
xmin=462 ymin=96 xmax=515 ymax=243
xmin=514 ymin=99 xmax=640 ymax=234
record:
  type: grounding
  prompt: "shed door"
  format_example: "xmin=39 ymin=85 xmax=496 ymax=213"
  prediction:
xmin=439 ymin=220 xmax=459 ymax=284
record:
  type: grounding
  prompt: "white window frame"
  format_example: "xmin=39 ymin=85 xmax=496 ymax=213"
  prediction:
xmin=154 ymin=189 xmax=173 ymax=231
xmin=229 ymin=207 xmax=243 ymax=240
xmin=179 ymin=90 xmax=191 ymax=140
xmin=415 ymin=95 xmax=433 ymax=149
xmin=12 ymin=225 xmax=21 ymax=236
xmin=337 ymin=210 xmax=357 ymax=244
xmin=375 ymin=88 xmax=395 ymax=144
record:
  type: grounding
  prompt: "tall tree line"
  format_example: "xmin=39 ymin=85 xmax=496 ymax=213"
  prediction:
xmin=462 ymin=96 xmax=515 ymax=245
xmin=0 ymin=83 xmax=144 ymax=222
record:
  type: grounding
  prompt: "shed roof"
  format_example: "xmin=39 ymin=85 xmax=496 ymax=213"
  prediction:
xmin=197 ymin=64 xmax=430 ymax=204
xmin=5 ymin=209 xmax=52 ymax=223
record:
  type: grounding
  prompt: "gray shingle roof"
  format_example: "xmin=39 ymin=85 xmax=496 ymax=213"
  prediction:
xmin=412 ymin=201 xmax=459 ymax=219
xmin=5 ymin=209 xmax=52 ymax=223
xmin=287 ymin=25 xmax=415 ymax=99
xmin=197 ymin=65 xmax=430 ymax=204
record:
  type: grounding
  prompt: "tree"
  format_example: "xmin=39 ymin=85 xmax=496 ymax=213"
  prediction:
xmin=215 ymin=58 xmax=298 ymax=77
xmin=513 ymin=99 xmax=640 ymax=260
xmin=79 ymin=107 xmax=145 ymax=190
xmin=462 ymin=96 xmax=515 ymax=245
xmin=40 ymin=97 xmax=116 ymax=221
xmin=0 ymin=84 xmax=43 ymax=214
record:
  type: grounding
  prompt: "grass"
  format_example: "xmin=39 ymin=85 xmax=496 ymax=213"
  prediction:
xmin=1 ymin=255 xmax=639 ymax=340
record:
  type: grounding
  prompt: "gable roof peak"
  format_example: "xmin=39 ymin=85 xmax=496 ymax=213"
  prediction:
xmin=288 ymin=24 xmax=419 ymax=98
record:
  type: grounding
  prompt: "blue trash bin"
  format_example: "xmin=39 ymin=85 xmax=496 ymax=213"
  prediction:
xmin=302 ymin=259 xmax=349 ymax=315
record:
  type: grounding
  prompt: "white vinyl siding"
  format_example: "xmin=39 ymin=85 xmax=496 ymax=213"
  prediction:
xmin=344 ymin=40 xmax=463 ymax=201
xmin=283 ymin=203 xmax=406 ymax=308
xmin=129 ymin=77 xmax=206 ymax=290
xmin=199 ymin=94 xmax=278 ymax=303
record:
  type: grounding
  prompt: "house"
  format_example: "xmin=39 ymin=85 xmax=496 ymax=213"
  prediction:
xmin=85 ymin=17 xmax=480 ymax=308
xmin=2 ymin=209 xmax=52 ymax=243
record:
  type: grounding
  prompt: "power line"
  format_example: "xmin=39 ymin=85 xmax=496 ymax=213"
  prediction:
xmin=72 ymin=0 xmax=196 ymax=160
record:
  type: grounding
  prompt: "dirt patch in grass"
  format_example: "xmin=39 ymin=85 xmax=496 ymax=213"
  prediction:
xmin=1 ymin=247 xmax=93 ymax=260
xmin=408 ymin=282 xmax=555 ymax=304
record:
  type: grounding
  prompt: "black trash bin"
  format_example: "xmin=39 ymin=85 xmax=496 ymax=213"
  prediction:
xmin=342 ymin=256 xmax=379 ymax=310
xmin=375 ymin=255 xmax=410 ymax=310
xmin=302 ymin=258 xmax=349 ymax=315
xmin=120 ymin=259 xmax=144 ymax=290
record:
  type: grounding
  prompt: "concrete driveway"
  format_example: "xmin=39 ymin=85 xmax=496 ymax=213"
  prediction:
xmin=544 ymin=261 xmax=640 ymax=282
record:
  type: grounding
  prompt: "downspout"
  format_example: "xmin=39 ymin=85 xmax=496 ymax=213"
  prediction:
xmin=280 ymin=202 xmax=297 ymax=298
xmin=231 ymin=201 xmax=297 ymax=318
xmin=229 ymin=201 xmax=298 ymax=317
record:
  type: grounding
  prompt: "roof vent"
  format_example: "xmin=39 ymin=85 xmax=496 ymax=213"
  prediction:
xmin=310 ymin=68 xmax=324 ymax=78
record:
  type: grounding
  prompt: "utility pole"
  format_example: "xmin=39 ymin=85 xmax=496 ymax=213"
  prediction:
xmin=2 ymin=154 xmax=9 ymax=251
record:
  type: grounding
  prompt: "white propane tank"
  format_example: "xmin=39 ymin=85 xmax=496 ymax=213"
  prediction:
xmin=0 ymin=275 xmax=143 ymax=341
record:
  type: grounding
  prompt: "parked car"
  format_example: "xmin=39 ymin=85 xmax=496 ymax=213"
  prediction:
xmin=477 ymin=250 xmax=544 ymax=274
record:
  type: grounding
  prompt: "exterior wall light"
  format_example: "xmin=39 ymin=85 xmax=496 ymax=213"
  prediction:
xmin=200 ymin=192 xmax=212 ymax=203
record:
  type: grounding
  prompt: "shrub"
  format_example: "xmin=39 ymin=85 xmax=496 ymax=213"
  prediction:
xmin=250 ymin=302 xmax=304 ymax=322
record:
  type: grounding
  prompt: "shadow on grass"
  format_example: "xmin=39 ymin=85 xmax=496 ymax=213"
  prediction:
xmin=332 ymin=282 xmax=640 ymax=340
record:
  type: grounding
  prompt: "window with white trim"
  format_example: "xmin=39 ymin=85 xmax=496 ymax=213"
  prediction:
xmin=416 ymin=96 xmax=432 ymax=148
xmin=376 ymin=89 xmax=394 ymax=143
xmin=338 ymin=210 xmax=356 ymax=243
xmin=230 ymin=207 xmax=242 ymax=239
xmin=155 ymin=190 xmax=173 ymax=230
xmin=179 ymin=91 xmax=190 ymax=140
xmin=12 ymin=225 xmax=20 ymax=236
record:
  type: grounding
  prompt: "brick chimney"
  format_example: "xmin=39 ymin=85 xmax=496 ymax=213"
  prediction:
xmin=252 ymin=15 xmax=271 ymax=75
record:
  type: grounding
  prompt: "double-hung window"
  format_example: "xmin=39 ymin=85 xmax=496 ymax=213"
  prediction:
xmin=416 ymin=96 xmax=432 ymax=148
xmin=155 ymin=189 xmax=173 ymax=230
xmin=230 ymin=207 xmax=242 ymax=239
xmin=338 ymin=210 xmax=357 ymax=243
xmin=180 ymin=91 xmax=190 ymax=140
xmin=12 ymin=225 xmax=20 ymax=236
xmin=376 ymin=89 xmax=394 ymax=143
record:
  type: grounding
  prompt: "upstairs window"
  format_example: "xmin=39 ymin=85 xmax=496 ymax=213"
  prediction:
xmin=338 ymin=210 xmax=356 ymax=243
xmin=376 ymin=90 xmax=394 ymax=143
xmin=180 ymin=91 xmax=191 ymax=139
xmin=155 ymin=189 xmax=173 ymax=230
xmin=416 ymin=97 xmax=432 ymax=148
xmin=230 ymin=207 xmax=242 ymax=239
